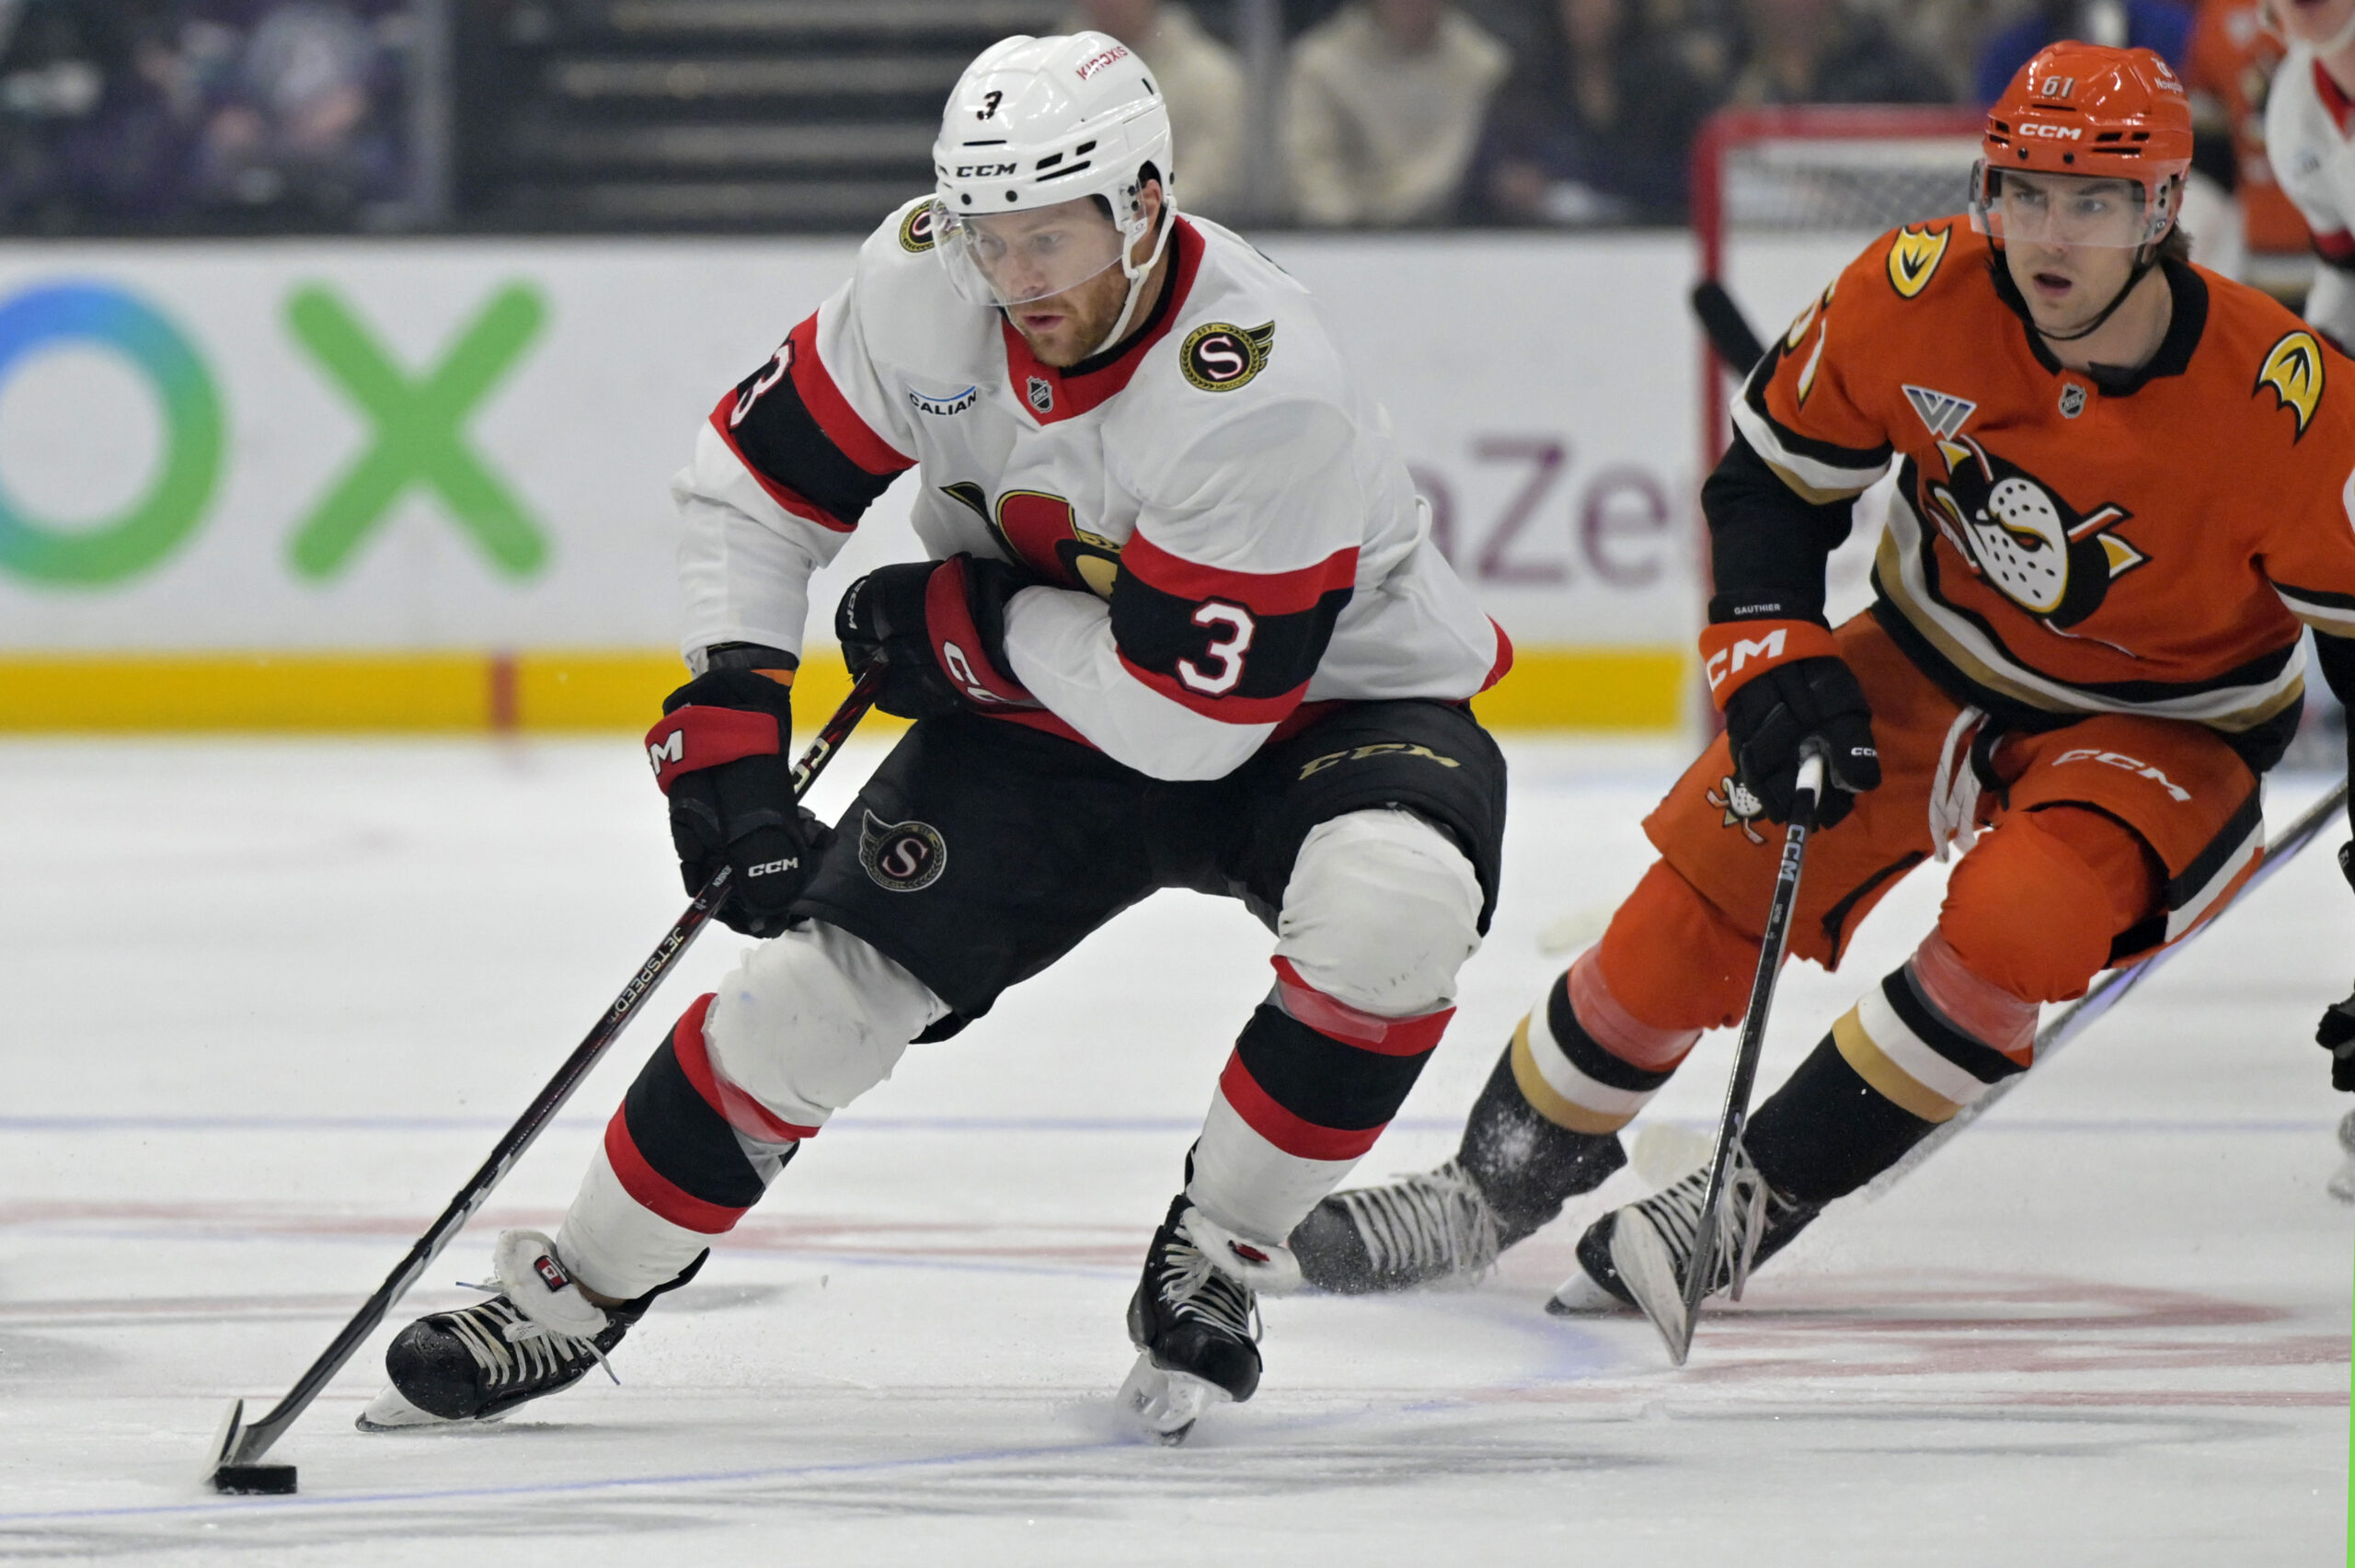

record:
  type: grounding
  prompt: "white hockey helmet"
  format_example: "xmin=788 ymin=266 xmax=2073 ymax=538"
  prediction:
xmin=930 ymin=32 xmax=1178 ymax=353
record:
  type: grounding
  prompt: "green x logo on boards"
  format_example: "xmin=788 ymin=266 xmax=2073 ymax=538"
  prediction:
xmin=285 ymin=282 xmax=549 ymax=579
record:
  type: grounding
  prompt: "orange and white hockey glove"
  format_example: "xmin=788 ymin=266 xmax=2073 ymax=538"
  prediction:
xmin=1701 ymin=619 xmax=1881 ymax=829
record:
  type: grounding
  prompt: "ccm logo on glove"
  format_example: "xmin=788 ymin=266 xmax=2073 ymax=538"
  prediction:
xmin=1700 ymin=619 xmax=1840 ymax=706
xmin=643 ymin=707 xmax=781 ymax=793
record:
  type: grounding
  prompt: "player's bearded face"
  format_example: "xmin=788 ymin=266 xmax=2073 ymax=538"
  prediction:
xmin=951 ymin=189 xmax=1165 ymax=368
xmin=1992 ymin=172 xmax=2157 ymax=337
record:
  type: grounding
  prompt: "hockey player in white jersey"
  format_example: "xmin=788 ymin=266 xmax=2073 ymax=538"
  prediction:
xmin=2265 ymin=0 xmax=2355 ymax=347
xmin=359 ymin=32 xmax=1512 ymax=1443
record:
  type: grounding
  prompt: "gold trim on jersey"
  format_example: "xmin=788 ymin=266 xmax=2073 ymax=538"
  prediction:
xmin=1876 ymin=491 xmax=2308 ymax=731
xmin=2256 ymin=329 xmax=2325 ymax=439
xmin=1886 ymin=224 xmax=1953 ymax=300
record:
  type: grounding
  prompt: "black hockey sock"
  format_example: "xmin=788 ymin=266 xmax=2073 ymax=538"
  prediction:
xmin=1743 ymin=1036 xmax=1938 ymax=1206
xmin=1459 ymin=1041 xmax=1628 ymax=1241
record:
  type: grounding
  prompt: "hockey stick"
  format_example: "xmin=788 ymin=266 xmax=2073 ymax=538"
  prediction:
xmin=1661 ymin=745 xmax=1829 ymax=1366
xmin=1863 ymin=773 xmax=2351 ymax=1199
xmin=205 ymin=666 xmax=885 ymax=1494
xmin=1691 ymin=278 xmax=1766 ymax=376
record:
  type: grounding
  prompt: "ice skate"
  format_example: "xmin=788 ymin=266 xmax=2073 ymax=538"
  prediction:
xmin=1288 ymin=1160 xmax=1504 ymax=1293
xmin=1548 ymin=1148 xmax=1820 ymax=1349
xmin=2330 ymin=1108 xmax=2355 ymax=1206
xmin=358 ymin=1231 xmax=699 ymax=1430
xmin=1292 ymin=1046 xmax=1627 ymax=1293
xmin=1120 ymin=1196 xmax=1268 ymax=1444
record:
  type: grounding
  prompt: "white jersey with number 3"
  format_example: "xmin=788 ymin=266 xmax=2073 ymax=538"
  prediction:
xmin=673 ymin=200 xmax=1508 ymax=781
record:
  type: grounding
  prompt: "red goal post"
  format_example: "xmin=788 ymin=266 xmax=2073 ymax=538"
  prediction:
xmin=1691 ymin=105 xmax=1987 ymax=475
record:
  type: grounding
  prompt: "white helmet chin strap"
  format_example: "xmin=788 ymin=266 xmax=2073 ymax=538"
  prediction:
xmin=1086 ymin=189 xmax=1178 ymax=361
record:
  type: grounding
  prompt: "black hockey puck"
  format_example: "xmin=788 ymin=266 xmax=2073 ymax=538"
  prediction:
xmin=212 ymin=1462 xmax=297 ymax=1495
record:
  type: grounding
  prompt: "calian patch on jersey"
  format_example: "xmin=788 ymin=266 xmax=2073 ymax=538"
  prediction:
xmin=2256 ymin=329 xmax=2324 ymax=439
xmin=1886 ymin=224 xmax=1953 ymax=299
xmin=1180 ymin=321 xmax=1274 ymax=393
xmin=1924 ymin=433 xmax=2143 ymax=626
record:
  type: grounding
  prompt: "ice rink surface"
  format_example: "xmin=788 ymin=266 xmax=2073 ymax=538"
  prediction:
xmin=0 ymin=732 xmax=2346 ymax=1565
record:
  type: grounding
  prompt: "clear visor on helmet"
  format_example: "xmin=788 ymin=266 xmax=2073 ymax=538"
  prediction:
xmin=1970 ymin=162 xmax=2176 ymax=249
xmin=933 ymin=196 xmax=1133 ymax=308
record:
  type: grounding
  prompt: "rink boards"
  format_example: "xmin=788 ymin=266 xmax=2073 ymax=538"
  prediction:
xmin=0 ymin=230 xmax=1877 ymax=732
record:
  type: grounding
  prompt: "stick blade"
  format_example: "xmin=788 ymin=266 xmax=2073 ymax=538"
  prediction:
xmin=204 ymin=1398 xmax=298 ymax=1494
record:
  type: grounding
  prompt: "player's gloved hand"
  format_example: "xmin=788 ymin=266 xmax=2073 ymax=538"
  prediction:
xmin=835 ymin=554 xmax=1040 ymax=721
xmin=2316 ymin=844 xmax=2355 ymax=1091
xmin=644 ymin=649 xmax=830 ymax=938
xmin=1723 ymin=656 xmax=1881 ymax=829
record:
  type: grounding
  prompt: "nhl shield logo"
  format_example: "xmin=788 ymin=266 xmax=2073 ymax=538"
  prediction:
xmin=2058 ymin=382 xmax=2087 ymax=418
xmin=1027 ymin=375 xmax=1054 ymax=413
xmin=859 ymin=809 xmax=948 ymax=893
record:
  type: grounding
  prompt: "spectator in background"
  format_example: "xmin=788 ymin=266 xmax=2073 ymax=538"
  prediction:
xmin=1069 ymin=0 xmax=1247 ymax=218
xmin=1973 ymin=0 xmax=2192 ymax=103
xmin=0 ymin=0 xmax=189 ymax=230
xmin=1729 ymin=0 xmax=1952 ymax=105
xmin=2186 ymin=0 xmax=2307 ymax=288
xmin=1285 ymin=0 xmax=1510 ymax=224
xmin=183 ymin=0 xmax=409 ymax=226
xmin=1468 ymin=0 xmax=1718 ymax=223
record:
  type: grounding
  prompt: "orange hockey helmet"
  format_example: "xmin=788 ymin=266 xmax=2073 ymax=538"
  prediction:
xmin=1972 ymin=43 xmax=2193 ymax=251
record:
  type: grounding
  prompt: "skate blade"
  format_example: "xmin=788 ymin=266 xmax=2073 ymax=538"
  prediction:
xmin=354 ymin=1384 xmax=500 ymax=1433
xmin=1545 ymin=1267 xmax=1636 ymax=1317
xmin=1118 ymin=1353 xmax=1229 ymax=1445
xmin=1608 ymin=1209 xmax=1693 ymax=1361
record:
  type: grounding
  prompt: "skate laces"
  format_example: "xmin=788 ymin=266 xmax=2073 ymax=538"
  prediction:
xmin=1336 ymin=1161 xmax=1501 ymax=1279
xmin=1158 ymin=1222 xmax=1261 ymax=1344
xmin=444 ymin=1291 xmax=619 ymax=1388
xmin=1638 ymin=1149 xmax=1777 ymax=1301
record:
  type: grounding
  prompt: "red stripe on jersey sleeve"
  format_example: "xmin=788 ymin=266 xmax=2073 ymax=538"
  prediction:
xmin=1216 ymin=1056 xmax=1384 ymax=1162
xmin=785 ymin=314 xmax=910 ymax=475
xmin=2316 ymin=228 xmax=2355 ymax=266
xmin=1482 ymin=618 xmax=1513 ymax=692
xmin=1116 ymin=649 xmax=1306 ymax=727
xmin=706 ymin=391 xmax=859 ymax=533
xmin=602 ymin=1112 xmax=749 ymax=1234
xmin=1121 ymin=532 xmax=1358 ymax=617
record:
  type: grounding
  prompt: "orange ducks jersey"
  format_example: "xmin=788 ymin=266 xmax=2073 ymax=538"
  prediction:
xmin=1731 ymin=221 xmax=2355 ymax=747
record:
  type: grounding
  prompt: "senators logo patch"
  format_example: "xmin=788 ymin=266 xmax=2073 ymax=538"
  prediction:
xmin=2257 ymin=330 xmax=2324 ymax=439
xmin=1886 ymin=224 xmax=1952 ymax=299
xmin=898 ymin=202 xmax=938 ymax=254
xmin=859 ymin=810 xmax=948 ymax=893
xmin=1924 ymin=434 xmax=2144 ymax=626
xmin=1179 ymin=320 xmax=1274 ymax=392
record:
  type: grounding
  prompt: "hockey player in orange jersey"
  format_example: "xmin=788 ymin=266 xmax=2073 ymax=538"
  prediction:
xmin=1290 ymin=41 xmax=2355 ymax=1337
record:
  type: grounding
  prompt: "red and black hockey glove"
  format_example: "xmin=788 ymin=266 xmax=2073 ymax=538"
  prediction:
xmin=2316 ymin=844 xmax=2355 ymax=1092
xmin=834 ymin=554 xmax=1040 ymax=721
xmin=644 ymin=647 xmax=831 ymax=937
xmin=1706 ymin=619 xmax=1881 ymax=830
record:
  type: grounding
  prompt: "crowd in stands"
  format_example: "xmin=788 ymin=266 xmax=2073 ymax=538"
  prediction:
xmin=0 ymin=0 xmax=417 ymax=233
xmin=0 ymin=0 xmax=2317 ymax=245
xmin=1084 ymin=0 xmax=2304 ymax=245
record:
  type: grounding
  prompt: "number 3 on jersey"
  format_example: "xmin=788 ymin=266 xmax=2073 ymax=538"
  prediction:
xmin=1178 ymin=601 xmax=1256 ymax=694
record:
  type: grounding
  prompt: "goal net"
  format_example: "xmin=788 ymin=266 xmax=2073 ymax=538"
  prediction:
xmin=1691 ymin=106 xmax=1984 ymax=622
